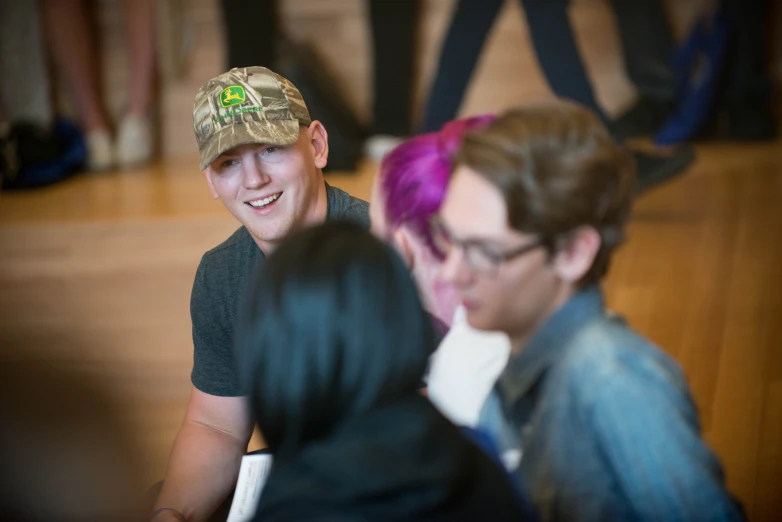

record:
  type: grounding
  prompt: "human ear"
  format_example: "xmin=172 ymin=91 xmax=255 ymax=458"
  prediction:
xmin=552 ymin=226 xmax=601 ymax=283
xmin=392 ymin=228 xmax=416 ymax=271
xmin=203 ymin=169 xmax=220 ymax=199
xmin=307 ymin=121 xmax=329 ymax=169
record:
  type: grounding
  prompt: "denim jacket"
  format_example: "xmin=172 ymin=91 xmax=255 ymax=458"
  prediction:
xmin=478 ymin=286 xmax=745 ymax=522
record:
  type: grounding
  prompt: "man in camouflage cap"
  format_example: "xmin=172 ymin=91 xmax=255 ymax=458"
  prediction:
xmin=151 ymin=67 xmax=369 ymax=522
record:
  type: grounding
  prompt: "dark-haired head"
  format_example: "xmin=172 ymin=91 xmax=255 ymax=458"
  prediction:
xmin=237 ymin=221 xmax=436 ymax=461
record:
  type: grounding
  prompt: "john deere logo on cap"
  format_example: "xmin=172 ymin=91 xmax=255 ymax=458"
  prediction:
xmin=220 ymin=85 xmax=246 ymax=108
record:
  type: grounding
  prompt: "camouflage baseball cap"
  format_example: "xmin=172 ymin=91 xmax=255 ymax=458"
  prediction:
xmin=193 ymin=66 xmax=312 ymax=170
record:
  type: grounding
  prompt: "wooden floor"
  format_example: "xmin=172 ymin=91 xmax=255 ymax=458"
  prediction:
xmin=0 ymin=141 xmax=780 ymax=520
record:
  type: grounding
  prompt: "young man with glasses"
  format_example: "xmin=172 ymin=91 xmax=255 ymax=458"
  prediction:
xmin=433 ymin=102 xmax=744 ymax=521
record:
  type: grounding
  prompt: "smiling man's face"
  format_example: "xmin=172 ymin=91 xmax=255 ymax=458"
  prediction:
xmin=203 ymin=123 xmax=329 ymax=253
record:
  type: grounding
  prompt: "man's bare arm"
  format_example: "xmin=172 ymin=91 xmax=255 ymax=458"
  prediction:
xmin=151 ymin=386 xmax=253 ymax=522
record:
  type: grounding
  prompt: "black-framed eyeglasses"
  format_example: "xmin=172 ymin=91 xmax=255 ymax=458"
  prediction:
xmin=429 ymin=215 xmax=545 ymax=274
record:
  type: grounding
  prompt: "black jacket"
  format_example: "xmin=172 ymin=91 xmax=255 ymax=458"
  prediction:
xmin=253 ymin=395 xmax=535 ymax=521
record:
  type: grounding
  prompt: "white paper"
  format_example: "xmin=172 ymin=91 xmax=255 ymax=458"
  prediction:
xmin=226 ymin=453 xmax=273 ymax=522
xmin=502 ymin=449 xmax=522 ymax=471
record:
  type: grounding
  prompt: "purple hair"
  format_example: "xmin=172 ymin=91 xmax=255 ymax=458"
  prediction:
xmin=378 ymin=114 xmax=496 ymax=257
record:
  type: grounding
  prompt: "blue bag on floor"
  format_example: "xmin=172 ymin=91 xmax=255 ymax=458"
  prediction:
xmin=0 ymin=119 xmax=86 ymax=190
xmin=654 ymin=10 xmax=730 ymax=145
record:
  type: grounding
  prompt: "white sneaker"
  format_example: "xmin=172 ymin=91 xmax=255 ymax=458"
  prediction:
xmin=85 ymin=129 xmax=114 ymax=171
xmin=363 ymin=135 xmax=405 ymax=162
xmin=116 ymin=114 xmax=154 ymax=168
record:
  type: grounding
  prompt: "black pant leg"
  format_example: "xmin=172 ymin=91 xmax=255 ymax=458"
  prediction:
xmin=720 ymin=0 xmax=773 ymax=107
xmin=368 ymin=0 xmax=420 ymax=136
xmin=220 ymin=0 xmax=279 ymax=70
xmin=420 ymin=0 xmax=503 ymax=133
xmin=610 ymin=0 xmax=677 ymax=102
xmin=521 ymin=0 xmax=607 ymax=121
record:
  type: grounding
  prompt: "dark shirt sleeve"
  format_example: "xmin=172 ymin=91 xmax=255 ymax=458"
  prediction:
xmin=345 ymin=197 xmax=370 ymax=229
xmin=190 ymin=257 xmax=244 ymax=397
xmin=326 ymin=183 xmax=370 ymax=229
xmin=591 ymin=372 xmax=745 ymax=522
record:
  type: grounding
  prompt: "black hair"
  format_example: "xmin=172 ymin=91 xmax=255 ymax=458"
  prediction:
xmin=236 ymin=221 xmax=436 ymax=461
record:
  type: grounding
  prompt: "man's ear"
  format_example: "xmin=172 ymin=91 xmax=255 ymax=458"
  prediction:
xmin=307 ymin=121 xmax=329 ymax=169
xmin=552 ymin=226 xmax=601 ymax=284
xmin=392 ymin=227 xmax=415 ymax=271
xmin=203 ymin=169 xmax=220 ymax=200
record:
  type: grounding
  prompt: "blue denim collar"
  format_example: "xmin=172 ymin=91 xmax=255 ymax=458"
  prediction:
xmin=497 ymin=285 xmax=606 ymax=406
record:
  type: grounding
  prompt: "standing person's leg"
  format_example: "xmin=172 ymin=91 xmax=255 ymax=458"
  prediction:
xmin=522 ymin=0 xmax=695 ymax=194
xmin=610 ymin=0 xmax=678 ymax=137
xmin=220 ymin=0 xmax=279 ymax=69
xmin=41 ymin=0 xmax=113 ymax=170
xmin=611 ymin=0 xmax=677 ymax=102
xmin=363 ymin=0 xmax=419 ymax=160
xmin=720 ymin=0 xmax=775 ymax=140
xmin=368 ymin=0 xmax=419 ymax=137
xmin=420 ymin=0 xmax=503 ymax=133
xmin=117 ymin=0 xmax=156 ymax=168
xmin=521 ymin=0 xmax=607 ymax=121
xmin=124 ymin=0 xmax=156 ymax=117
xmin=0 ymin=0 xmax=54 ymax=128
xmin=41 ymin=0 xmax=109 ymax=132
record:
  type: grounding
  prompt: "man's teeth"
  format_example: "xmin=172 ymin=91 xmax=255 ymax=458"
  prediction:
xmin=248 ymin=193 xmax=280 ymax=208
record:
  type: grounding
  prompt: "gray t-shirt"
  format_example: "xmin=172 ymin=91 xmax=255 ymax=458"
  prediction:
xmin=190 ymin=183 xmax=370 ymax=396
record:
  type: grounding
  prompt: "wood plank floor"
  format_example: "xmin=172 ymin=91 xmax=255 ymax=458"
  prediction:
xmin=0 ymin=141 xmax=780 ymax=520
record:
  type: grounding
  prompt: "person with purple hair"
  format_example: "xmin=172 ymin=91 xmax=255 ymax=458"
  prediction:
xmin=370 ymin=115 xmax=511 ymax=427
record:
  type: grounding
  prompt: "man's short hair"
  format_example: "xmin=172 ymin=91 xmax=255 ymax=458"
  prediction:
xmin=453 ymin=101 xmax=636 ymax=286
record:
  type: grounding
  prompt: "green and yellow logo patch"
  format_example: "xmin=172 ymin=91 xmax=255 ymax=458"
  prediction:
xmin=220 ymin=85 xmax=246 ymax=107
